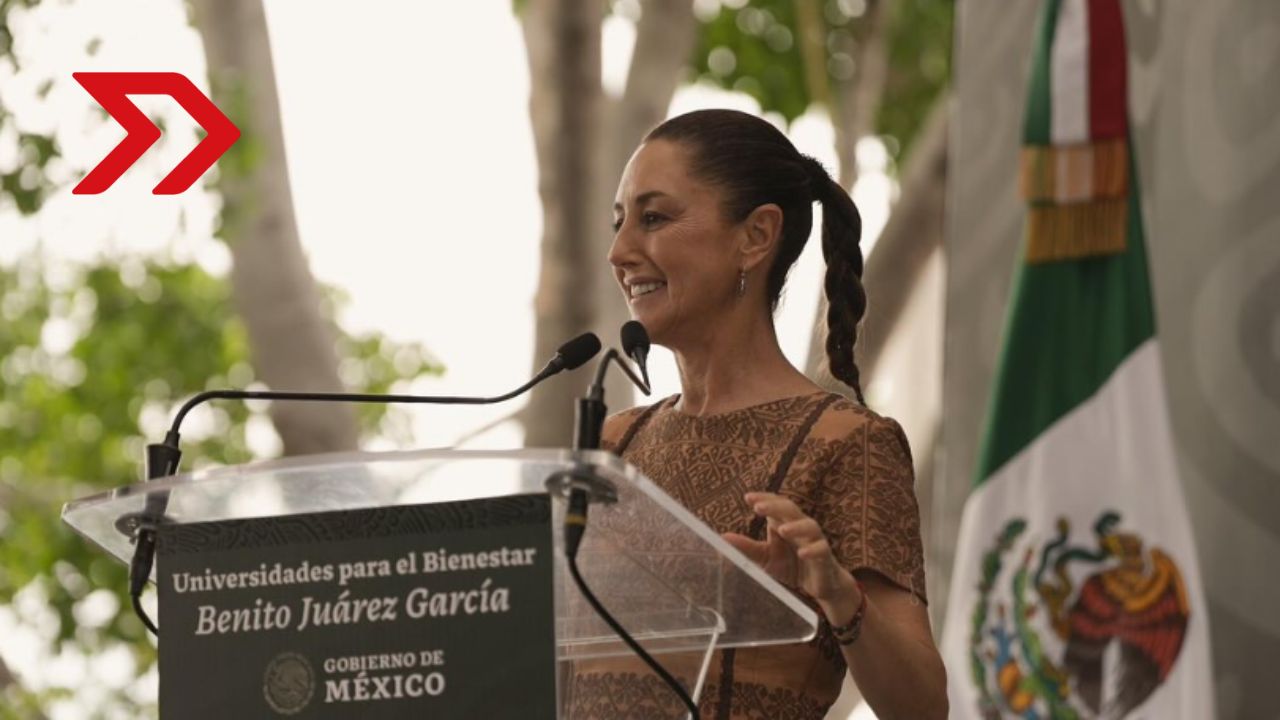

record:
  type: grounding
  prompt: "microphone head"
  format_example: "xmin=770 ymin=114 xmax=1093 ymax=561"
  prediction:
xmin=556 ymin=332 xmax=602 ymax=371
xmin=620 ymin=321 xmax=651 ymax=392
xmin=620 ymin=321 xmax=650 ymax=360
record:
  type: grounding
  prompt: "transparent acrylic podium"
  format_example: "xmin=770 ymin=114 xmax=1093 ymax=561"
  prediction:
xmin=63 ymin=448 xmax=818 ymax=717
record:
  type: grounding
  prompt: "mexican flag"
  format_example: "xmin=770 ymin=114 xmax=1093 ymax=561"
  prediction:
xmin=940 ymin=1 xmax=1216 ymax=718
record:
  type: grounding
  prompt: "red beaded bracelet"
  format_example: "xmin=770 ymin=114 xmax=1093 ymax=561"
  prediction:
xmin=830 ymin=578 xmax=867 ymax=646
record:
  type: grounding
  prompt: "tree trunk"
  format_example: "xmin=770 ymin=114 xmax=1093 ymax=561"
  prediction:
xmin=849 ymin=97 xmax=949 ymax=381
xmin=191 ymin=0 xmax=358 ymax=455
xmin=833 ymin=0 xmax=889 ymax=190
xmin=520 ymin=0 xmax=605 ymax=447
xmin=804 ymin=94 xmax=950 ymax=391
xmin=607 ymin=0 xmax=698 ymax=178
xmin=794 ymin=0 xmax=834 ymax=112
xmin=521 ymin=0 xmax=696 ymax=445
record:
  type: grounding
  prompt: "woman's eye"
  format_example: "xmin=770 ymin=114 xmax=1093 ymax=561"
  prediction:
xmin=613 ymin=212 xmax=665 ymax=233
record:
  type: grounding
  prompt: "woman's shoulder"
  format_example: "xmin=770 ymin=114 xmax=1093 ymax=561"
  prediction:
xmin=809 ymin=391 xmax=906 ymax=435
xmin=600 ymin=394 xmax=678 ymax=451
xmin=807 ymin=391 xmax=914 ymax=464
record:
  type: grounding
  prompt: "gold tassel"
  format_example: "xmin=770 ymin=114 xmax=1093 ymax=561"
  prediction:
xmin=1021 ymin=138 xmax=1129 ymax=262
xmin=1026 ymin=199 xmax=1128 ymax=263
xmin=1020 ymin=139 xmax=1128 ymax=203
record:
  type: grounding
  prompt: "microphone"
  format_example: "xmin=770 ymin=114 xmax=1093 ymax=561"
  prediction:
xmin=125 ymin=332 xmax=601 ymax=636
xmin=565 ymin=322 xmax=653 ymax=551
xmin=572 ymin=332 xmax=650 ymax=454
xmin=544 ymin=331 xmax=603 ymax=375
xmin=155 ymin=332 xmax=601 ymax=449
xmin=554 ymin=323 xmax=700 ymax=717
xmin=620 ymin=321 xmax=650 ymax=391
xmin=565 ymin=323 xmax=653 ymax=550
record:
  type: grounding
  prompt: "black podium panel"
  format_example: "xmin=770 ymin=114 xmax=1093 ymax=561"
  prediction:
xmin=157 ymin=494 xmax=556 ymax=719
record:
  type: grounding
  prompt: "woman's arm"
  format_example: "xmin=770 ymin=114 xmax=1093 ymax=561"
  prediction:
xmin=724 ymin=492 xmax=948 ymax=720
xmin=827 ymin=569 xmax=948 ymax=720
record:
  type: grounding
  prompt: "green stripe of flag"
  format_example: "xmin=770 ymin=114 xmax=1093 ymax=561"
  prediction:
xmin=1022 ymin=0 xmax=1061 ymax=146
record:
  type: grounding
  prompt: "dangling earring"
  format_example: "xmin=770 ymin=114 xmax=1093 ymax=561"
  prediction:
xmin=736 ymin=269 xmax=748 ymax=298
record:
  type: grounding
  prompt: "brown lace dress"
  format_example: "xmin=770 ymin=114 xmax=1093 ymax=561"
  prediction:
xmin=564 ymin=390 xmax=928 ymax=719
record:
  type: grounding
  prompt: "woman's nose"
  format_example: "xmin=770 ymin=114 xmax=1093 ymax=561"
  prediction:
xmin=607 ymin=222 xmax=638 ymax=269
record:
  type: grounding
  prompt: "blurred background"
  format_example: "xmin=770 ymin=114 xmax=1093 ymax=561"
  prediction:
xmin=0 ymin=0 xmax=1275 ymax=718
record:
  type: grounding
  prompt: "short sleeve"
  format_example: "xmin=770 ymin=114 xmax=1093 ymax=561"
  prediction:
xmin=816 ymin=415 xmax=928 ymax=604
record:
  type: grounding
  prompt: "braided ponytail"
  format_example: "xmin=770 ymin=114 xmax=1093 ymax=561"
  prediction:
xmin=804 ymin=158 xmax=868 ymax=405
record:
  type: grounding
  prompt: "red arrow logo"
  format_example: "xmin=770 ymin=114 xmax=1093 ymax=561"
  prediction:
xmin=73 ymin=72 xmax=240 ymax=195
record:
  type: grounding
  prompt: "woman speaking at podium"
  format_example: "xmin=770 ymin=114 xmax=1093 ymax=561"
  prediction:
xmin=572 ymin=109 xmax=947 ymax=719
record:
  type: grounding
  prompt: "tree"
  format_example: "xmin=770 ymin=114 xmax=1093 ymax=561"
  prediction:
xmin=519 ymin=0 xmax=697 ymax=447
xmin=189 ymin=0 xmax=358 ymax=456
xmin=1 ymin=0 xmax=364 ymax=454
xmin=0 ymin=0 xmax=442 ymax=714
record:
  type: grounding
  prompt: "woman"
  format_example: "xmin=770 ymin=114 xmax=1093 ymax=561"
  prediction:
xmin=572 ymin=109 xmax=947 ymax=719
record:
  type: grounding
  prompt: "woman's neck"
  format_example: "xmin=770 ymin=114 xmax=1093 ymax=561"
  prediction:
xmin=669 ymin=312 xmax=819 ymax=417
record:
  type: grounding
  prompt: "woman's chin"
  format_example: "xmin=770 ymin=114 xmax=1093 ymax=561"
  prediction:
xmin=627 ymin=310 xmax=668 ymax=344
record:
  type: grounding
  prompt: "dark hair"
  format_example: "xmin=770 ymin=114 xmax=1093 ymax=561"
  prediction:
xmin=645 ymin=109 xmax=868 ymax=404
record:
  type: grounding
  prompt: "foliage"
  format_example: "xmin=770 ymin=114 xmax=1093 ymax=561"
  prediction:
xmin=0 ymin=0 xmax=61 ymax=216
xmin=692 ymin=0 xmax=953 ymax=160
xmin=0 ymin=255 xmax=443 ymax=717
xmin=1 ymin=1 xmax=444 ymax=714
xmin=693 ymin=0 xmax=812 ymax=121
xmin=879 ymin=0 xmax=952 ymax=158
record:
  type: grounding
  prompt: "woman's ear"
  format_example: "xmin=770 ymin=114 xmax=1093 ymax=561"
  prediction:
xmin=740 ymin=203 xmax=783 ymax=272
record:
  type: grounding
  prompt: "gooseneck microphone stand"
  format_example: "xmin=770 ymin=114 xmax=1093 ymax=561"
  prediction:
xmin=553 ymin=322 xmax=701 ymax=718
xmin=123 ymin=332 xmax=601 ymax=636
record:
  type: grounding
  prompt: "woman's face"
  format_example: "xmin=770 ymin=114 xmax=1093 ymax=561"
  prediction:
xmin=608 ymin=139 xmax=742 ymax=347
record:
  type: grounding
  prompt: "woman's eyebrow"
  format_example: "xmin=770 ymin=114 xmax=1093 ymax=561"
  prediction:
xmin=614 ymin=190 xmax=670 ymax=212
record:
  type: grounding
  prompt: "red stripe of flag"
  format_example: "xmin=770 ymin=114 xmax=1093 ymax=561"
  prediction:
xmin=1088 ymin=0 xmax=1128 ymax=139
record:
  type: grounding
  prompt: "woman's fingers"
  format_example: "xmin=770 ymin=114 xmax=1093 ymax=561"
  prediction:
xmin=745 ymin=492 xmax=806 ymax=524
xmin=776 ymin=518 xmax=822 ymax=544
xmin=795 ymin=536 xmax=832 ymax=560
xmin=737 ymin=494 xmax=851 ymax=593
xmin=721 ymin=531 xmax=769 ymax=565
xmin=752 ymin=497 xmax=827 ymax=553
